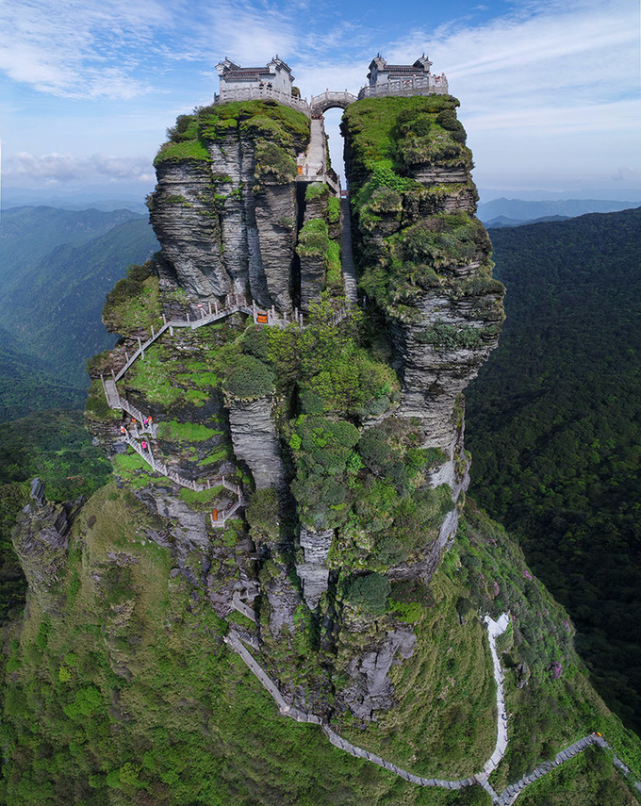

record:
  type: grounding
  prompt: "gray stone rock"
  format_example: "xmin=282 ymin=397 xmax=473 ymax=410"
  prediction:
xmin=137 ymin=487 xmax=209 ymax=550
xmin=228 ymin=396 xmax=285 ymax=490
xmin=30 ymin=477 xmax=46 ymax=507
xmin=12 ymin=496 xmax=74 ymax=614
xmin=295 ymin=526 xmax=333 ymax=610
xmin=339 ymin=627 xmax=417 ymax=721
xmin=150 ymin=161 xmax=230 ymax=298
xmin=263 ymin=561 xmax=302 ymax=638
xmin=254 ymin=185 xmax=297 ymax=310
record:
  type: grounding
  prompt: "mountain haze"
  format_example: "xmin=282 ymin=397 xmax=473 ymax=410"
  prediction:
xmin=0 ymin=208 xmax=158 ymax=414
xmin=476 ymin=198 xmax=639 ymax=224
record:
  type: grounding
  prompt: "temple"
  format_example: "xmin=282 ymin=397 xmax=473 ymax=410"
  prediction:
xmin=358 ymin=53 xmax=448 ymax=98
xmin=215 ymin=56 xmax=295 ymax=95
xmin=214 ymin=53 xmax=449 ymax=112
xmin=366 ymin=53 xmax=433 ymax=87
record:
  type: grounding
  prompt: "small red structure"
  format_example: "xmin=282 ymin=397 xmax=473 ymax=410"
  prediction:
xmin=212 ymin=508 xmax=219 ymax=521
xmin=257 ymin=312 xmax=268 ymax=324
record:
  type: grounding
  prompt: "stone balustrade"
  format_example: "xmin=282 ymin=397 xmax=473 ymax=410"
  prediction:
xmin=358 ymin=75 xmax=449 ymax=100
xmin=215 ymin=87 xmax=311 ymax=115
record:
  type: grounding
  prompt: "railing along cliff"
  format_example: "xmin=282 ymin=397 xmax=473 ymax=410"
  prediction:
xmin=357 ymin=75 xmax=448 ymax=100
xmin=215 ymin=87 xmax=311 ymax=116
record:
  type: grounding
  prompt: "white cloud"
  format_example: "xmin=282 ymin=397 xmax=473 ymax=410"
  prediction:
xmin=374 ymin=0 xmax=640 ymax=189
xmin=611 ymin=166 xmax=637 ymax=181
xmin=1 ymin=0 xmax=638 ymax=192
xmin=4 ymin=151 xmax=154 ymax=184
xmin=0 ymin=0 xmax=172 ymax=98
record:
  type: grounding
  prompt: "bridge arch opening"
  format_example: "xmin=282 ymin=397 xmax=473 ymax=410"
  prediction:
xmin=322 ymin=107 xmax=347 ymax=187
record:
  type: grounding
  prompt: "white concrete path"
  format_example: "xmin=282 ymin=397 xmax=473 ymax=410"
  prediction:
xmin=478 ymin=613 xmax=511 ymax=781
xmin=223 ymin=614 xmax=641 ymax=804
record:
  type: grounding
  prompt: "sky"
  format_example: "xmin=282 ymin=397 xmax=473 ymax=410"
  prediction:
xmin=0 ymin=0 xmax=639 ymax=205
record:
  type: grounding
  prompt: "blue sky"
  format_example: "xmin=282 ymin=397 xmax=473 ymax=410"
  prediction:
xmin=0 ymin=0 xmax=639 ymax=202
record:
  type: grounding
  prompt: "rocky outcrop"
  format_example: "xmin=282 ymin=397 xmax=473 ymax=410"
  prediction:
xmin=389 ymin=283 xmax=503 ymax=450
xmin=253 ymin=185 xmax=297 ymax=310
xmin=263 ymin=559 xmax=302 ymax=639
xmin=12 ymin=479 xmax=80 ymax=614
xmin=228 ymin=396 xmax=285 ymax=490
xmin=337 ymin=626 xmax=417 ymax=721
xmin=344 ymin=96 xmax=504 ymax=518
xmin=149 ymin=103 xmax=309 ymax=310
xmin=83 ymin=94 xmax=505 ymax=731
xmin=150 ymin=161 xmax=229 ymax=298
xmin=137 ymin=486 xmax=209 ymax=550
xmin=295 ymin=526 xmax=333 ymax=610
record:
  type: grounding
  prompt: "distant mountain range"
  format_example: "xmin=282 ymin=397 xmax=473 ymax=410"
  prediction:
xmin=2 ymin=185 xmax=150 ymax=214
xmin=0 ymin=206 xmax=158 ymax=421
xmin=485 ymin=214 xmax=571 ymax=228
xmin=477 ymin=197 xmax=640 ymax=225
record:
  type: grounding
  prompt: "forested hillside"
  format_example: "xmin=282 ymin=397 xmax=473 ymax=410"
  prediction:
xmin=0 ymin=326 xmax=87 ymax=420
xmin=0 ymin=206 xmax=142 ymax=284
xmin=0 ymin=410 xmax=111 ymax=628
xmin=466 ymin=206 xmax=641 ymax=731
xmin=0 ymin=207 xmax=158 ymax=414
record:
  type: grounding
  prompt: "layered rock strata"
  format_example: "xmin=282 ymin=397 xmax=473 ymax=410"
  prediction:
xmin=12 ymin=479 xmax=80 ymax=615
xmin=227 ymin=396 xmax=286 ymax=490
xmin=295 ymin=526 xmax=333 ymax=609
xmin=150 ymin=103 xmax=309 ymax=310
xmin=343 ymin=95 xmax=505 ymax=548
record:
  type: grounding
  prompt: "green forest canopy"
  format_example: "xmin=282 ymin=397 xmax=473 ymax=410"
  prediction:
xmin=466 ymin=206 xmax=641 ymax=732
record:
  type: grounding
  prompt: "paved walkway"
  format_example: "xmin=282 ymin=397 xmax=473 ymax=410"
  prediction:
xmin=301 ymin=118 xmax=326 ymax=181
xmin=297 ymin=117 xmax=340 ymax=195
xmin=477 ymin=614 xmax=511 ymax=782
xmin=340 ymin=197 xmax=358 ymax=304
xmin=223 ymin=616 xmax=641 ymax=804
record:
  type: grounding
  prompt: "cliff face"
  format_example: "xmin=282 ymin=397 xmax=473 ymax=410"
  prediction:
xmin=343 ymin=96 xmax=504 ymax=541
xmin=10 ymin=479 xmax=78 ymax=616
xmin=149 ymin=102 xmax=309 ymax=309
xmin=83 ymin=96 xmax=502 ymax=726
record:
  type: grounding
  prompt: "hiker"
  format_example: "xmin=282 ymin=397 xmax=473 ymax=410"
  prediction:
xmin=143 ymin=417 xmax=149 ymax=427
xmin=120 ymin=426 xmax=127 ymax=436
xmin=141 ymin=441 xmax=148 ymax=451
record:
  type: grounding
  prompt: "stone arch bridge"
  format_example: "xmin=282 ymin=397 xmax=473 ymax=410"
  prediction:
xmin=309 ymin=90 xmax=358 ymax=115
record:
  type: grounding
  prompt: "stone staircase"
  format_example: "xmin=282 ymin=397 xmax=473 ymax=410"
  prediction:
xmin=340 ymin=197 xmax=358 ymax=304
